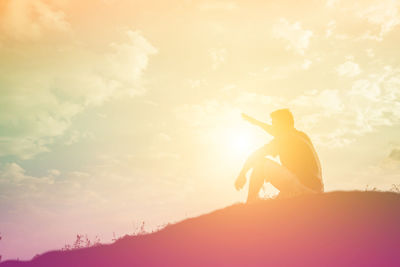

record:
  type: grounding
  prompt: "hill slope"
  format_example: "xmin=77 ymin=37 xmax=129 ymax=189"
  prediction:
xmin=2 ymin=191 xmax=400 ymax=267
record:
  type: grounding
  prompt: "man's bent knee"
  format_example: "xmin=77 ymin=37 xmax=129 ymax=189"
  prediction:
xmin=250 ymin=158 xmax=278 ymax=182
xmin=254 ymin=158 xmax=279 ymax=172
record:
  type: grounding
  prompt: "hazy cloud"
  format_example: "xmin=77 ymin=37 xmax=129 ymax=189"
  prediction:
xmin=389 ymin=148 xmax=400 ymax=161
xmin=326 ymin=0 xmax=340 ymax=8
xmin=0 ymin=159 xmax=188 ymax=258
xmin=357 ymin=0 xmax=400 ymax=39
xmin=0 ymin=29 xmax=157 ymax=159
xmin=325 ymin=20 xmax=336 ymax=38
xmin=336 ymin=60 xmax=362 ymax=77
xmin=0 ymin=0 xmax=71 ymax=41
xmin=272 ymin=18 xmax=313 ymax=55
xmin=209 ymin=47 xmax=227 ymax=70
xmin=291 ymin=90 xmax=344 ymax=114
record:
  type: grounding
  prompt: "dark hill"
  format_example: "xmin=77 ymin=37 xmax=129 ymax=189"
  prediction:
xmin=2 ymin=191 xmax=400 ymax=267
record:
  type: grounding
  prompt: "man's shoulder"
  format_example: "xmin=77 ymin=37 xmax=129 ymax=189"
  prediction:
xmin=275 ymin=129 xmax=313 ymax=146
xmin=278 ymin=130 xmax=313 ymax=150
xmin=294 ymin=130 xmax=311 ymax=141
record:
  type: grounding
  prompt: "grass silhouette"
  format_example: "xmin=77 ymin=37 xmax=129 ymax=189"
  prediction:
xmin=1 ymin=191 xmax=399 ymax=267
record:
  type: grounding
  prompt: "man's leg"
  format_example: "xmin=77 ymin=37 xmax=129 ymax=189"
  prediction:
xmin=235 ymin=152 xmax=261 ymax=190
xmin=246 ymin=159 xmax=268 ymax=202
xmin=264 ymin=159 xmax=316 ymax=197
xmin=247 ymin=158 xmax=315 ymax=202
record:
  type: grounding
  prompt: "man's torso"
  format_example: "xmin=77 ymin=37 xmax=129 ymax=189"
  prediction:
xmin=268 ymin=130 xmax=324 ymax=192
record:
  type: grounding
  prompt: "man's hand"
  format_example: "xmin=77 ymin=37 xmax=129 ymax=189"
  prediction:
xmin=234 ymin=174 xmax=246 ymax=191
xmin=241 ymin=112 xmax=275 ymax=136
xmin=241 ymin=113 xmax=256 ymax=124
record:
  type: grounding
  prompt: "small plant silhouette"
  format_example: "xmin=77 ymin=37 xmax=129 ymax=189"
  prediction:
xmin=62 ymin=221 xmax=150 ymax=251
xmin=390 ymin=184 xmax=400 ymax=193
xmin=62 ymin=234 xmax=101 ymax=251
xmin=364 ymin=184 xmax=378 ymax=191
xmin=135 ymin=221 xmax=147 ymax=236
xmin=0 ymin=232 xmax=2 ymax=262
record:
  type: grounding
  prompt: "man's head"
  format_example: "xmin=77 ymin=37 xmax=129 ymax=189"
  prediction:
xmin=270 ymin=109 xmax=294 ymax=133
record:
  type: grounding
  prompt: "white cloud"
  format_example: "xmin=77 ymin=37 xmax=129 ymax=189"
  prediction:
xmin=365 ymin=48 xmax=375 ymax=58
xmin=387 ymin=148 xmax=400 ymax=162
xmin=325 ymin=20 xmax=336 ymax=38
xmin=336 ymin=60 xmax=362 ymax=77
xmin=0 ymin=96 xmax=82 ymax=159
xmin=0 ymin=1 xmax=158 ymax=159
xmin=152 ymin=152 xmax=181 ymax=160
xmin=0 ymin=0 xmax=71 ymax=41
xmin=272 ymin=18 xmax=313 ymax=55
xmin=357 ymin=0 xmax=400 ymax=39
xmin=233 ymin=91 xmax=278 ymax=106
xmin=107 ymin=30 xmax=158 ymax=95
xmin=292 ymin=89 xmax=344 ymax=112
xmin=64 ymin=130 xmax=93 ymax=146
xmin=158 ymin=133 xmax=172 ymax=142
xmin=326 ymin=0 xmax=340 ymax=8
xmin=0 ymin=30 xmax=157 ymax=159
xmin=302 ymin=59 xmax=312 ymax=70
xmin=209 ymin=47 xmax=227 ymax=70
xmin=293 ymin=67 xmax=400 ymax=148
xmin=174 ymin=99 xmax=226 ymax=127
xmin=187 ymin=79 xmax=207 ymax=88
xmin=48 ymin=169 xmax=61 ymax=177
xmin=348 ymin=79 xmax=379 ymax=100
xmin=0 ymin=163 xmax=54 ymax=190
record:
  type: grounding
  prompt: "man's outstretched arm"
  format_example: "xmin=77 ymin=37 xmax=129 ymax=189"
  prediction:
xmin=241 ymin=113 xmax=276 ymax=136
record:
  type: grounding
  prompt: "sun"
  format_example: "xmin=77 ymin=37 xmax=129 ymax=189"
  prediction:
xmin=229 ymin=132 xmax=251 ymax=154
xmin=226 ymin=127 xmax=256 ymax=157
xmin=208 ymin=120 xmax=265 ymax=163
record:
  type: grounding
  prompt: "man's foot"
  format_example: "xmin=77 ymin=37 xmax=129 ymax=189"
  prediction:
xmin=276 ymin=187 xmax=315 ymax=199
xmin=246 ymin=196 xmax=263 ymax=204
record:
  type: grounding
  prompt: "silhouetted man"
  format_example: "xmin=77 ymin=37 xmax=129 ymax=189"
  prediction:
xmin=235 ymin=109 xmax=324 ymax=202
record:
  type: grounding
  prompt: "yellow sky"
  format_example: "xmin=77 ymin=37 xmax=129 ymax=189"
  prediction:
xmin=1 ymin=0 xmax=400 ymax=260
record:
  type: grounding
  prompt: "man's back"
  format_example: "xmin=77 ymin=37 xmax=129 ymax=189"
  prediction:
xmin=268 ymin=129 xmax=323 ymax=192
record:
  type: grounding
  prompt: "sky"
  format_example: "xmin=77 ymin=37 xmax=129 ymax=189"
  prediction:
xmin=1 ymin=0 xmax=400 ymax=261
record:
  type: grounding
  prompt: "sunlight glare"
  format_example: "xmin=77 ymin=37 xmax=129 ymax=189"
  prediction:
xmin=227 ymin=127 xmax=256 ymax=157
